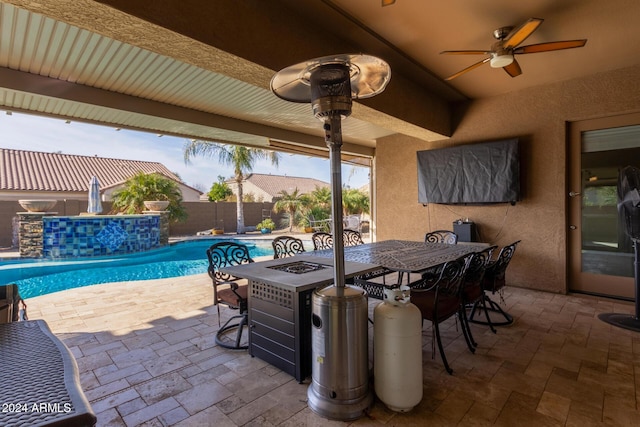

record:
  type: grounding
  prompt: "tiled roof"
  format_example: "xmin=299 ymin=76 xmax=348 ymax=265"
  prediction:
xmin=0 ymin=148 xmax=181 ymax=192
xmin=242 ymin=173 xmax=329 ymax=198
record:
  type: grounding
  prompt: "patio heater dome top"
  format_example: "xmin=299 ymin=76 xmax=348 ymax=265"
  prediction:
xmin=269 ymin=54 xmax=391 ymax=104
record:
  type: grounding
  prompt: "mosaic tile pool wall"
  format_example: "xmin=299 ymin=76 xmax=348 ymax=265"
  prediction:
xmin=43 ymin=215 xmax=161 ymax=258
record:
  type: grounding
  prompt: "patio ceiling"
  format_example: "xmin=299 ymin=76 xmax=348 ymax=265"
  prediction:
xmin=0 ymin=0 xmax=638 ymax=158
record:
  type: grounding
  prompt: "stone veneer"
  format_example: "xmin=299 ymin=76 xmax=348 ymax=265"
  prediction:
xmin=18 ymin=213 xmax=48 ymax=258
xmin=17 ymin=212 xmax=169 ymax=258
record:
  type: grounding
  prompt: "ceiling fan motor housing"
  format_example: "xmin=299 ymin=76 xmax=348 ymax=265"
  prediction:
xmin=310 ymin=63 xmax=353 ymax=119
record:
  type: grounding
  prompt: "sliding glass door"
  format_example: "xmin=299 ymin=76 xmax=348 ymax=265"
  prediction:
xmin=569 ymin=113 xmax=640 ymax=299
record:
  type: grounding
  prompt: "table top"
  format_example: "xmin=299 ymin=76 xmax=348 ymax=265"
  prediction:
xmin=0 ymin=320 xmax=96 ymax=426
xmin=219 ymin=254 xmax=380 ymax=292
xmin=308 ymin=239 xmax=487 ymax=273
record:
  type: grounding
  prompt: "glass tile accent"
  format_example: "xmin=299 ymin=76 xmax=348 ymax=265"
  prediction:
xmin=96 ymin=221 xmax=129 ymax=251
xmin=42 ymin=215 xmax=161 ymax=258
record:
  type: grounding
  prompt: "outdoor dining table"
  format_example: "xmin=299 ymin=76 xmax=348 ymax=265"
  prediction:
xmin=306 ymin=239 xmax=488 ymax=296
xmin=217 ymin=239 xmax=486 ymax=381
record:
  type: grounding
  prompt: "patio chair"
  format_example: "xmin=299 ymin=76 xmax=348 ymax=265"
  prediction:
xmin=425 ymin=230 xmax=459 ymax=244
xmin=468 ymin=240 xmax=521 ymax=329
xmin=343 ymin=229 xmax=364 ymax=246
xmin=410 ymin=254 xmax=473 ymax=374
xmin=309 ymin=214 xmax=331 ymax=232
xmin=272 ymin=235 xmax=306 ymax=259
xmin=460 ymin=246 xmax=498 ymax=342
xmin=312 ymin=229 xmax=363 ymax=250
xmin=312 ymin=232 xmax=333 ymax=250
xmin=206 ymin=241 xmax=254 ymax=350
xmin=343 ymin=215 xmax=362 ymax=233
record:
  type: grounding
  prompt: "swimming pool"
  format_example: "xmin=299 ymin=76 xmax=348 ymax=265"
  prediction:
xmin=1 ymin=238 xmax=313 ymax=299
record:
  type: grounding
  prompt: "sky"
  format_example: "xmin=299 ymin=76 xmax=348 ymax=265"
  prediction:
xmin=0 ymin=112 xmax=370 ymax=192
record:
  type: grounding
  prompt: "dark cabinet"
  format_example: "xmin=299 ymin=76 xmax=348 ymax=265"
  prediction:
xmin=248 ymin=280 xmax=313 ymax=382
xmin=453 ymin=221 xmax=477 ymax=242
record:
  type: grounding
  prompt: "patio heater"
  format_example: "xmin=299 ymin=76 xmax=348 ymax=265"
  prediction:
xmin=598 ymin=165 xmax=640 ymax=332
xmin=271 ymin=54 xmax=390 ymax=420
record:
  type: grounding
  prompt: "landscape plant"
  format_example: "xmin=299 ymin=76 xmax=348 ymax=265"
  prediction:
xmin=111 ymin=172 xmax=187 ymax=222
xmin=342 ymin=187 xmax=369 ymax=216
xmin=207 ymin=175 xmax=233 ymax=201
xmin=256 ymin=218 xmax=276 ymax=232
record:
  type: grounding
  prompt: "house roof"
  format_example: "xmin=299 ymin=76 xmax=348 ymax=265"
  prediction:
xmin=235 ymin=173 xmax=329 ymax=199
xmin=0 ymin=148 xmax=182 ymax=193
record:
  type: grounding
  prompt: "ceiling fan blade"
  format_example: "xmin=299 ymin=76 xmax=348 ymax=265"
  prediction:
xmin=444 ymin=57 xmax=491 ymax=81
xmin=503 ymin=59 xmax=522 ymax=77
xmin=440 ymin=50 xmax=492 ymax=55
xmin=503 ymin=18 xmax=543 ymax=49
xmin=514 ymin=39 xmax=587 ymax=54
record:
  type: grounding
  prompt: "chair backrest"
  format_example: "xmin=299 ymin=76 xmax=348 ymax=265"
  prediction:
xmin=425 ymin=230 xmax=458 ymax=244
xmin=483 ymin=240 xmax=521 ymax=292
xmin=343 ymin=229 xmax=364 ymax=247
xmin=462 ymin=245 xmax=497 ymax=301
xmin=312 ymin=232 xmax=333 ymax=250
xmin=411 ymin=255 xmax=471 ymax=320
xmin=272 ymin=236 xmax=305 ymax=259
xmin=433 ymin=255 xmax=470 ymax=298
xmin=206 ymin=241 xmax=254 ymax=284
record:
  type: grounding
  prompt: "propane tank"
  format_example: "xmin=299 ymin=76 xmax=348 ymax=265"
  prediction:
xmin=373 ymin=286 xmax=423 ymax=412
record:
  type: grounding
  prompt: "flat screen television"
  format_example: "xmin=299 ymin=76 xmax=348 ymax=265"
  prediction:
xmin=417 ymin=138 xmax=520 ymax=205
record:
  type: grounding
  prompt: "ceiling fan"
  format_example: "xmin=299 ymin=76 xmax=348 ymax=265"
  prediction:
xmin=441 ymin=17 xmax=587 ymax=81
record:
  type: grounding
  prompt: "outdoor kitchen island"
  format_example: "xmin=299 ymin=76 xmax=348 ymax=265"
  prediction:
xmin=220 ymin=255 xmax=380 ymax=382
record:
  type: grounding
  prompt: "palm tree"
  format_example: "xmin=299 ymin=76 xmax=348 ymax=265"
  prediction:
xmin=111 ymin=172 xmax=187 ymax=222
xmin=274 ymin=188 xmax=304 ymax=232
xmin=183 ymin=141 xmax=279 ymax=233
xmin=311 ymin=186 xmax=332 ymax=210
xmin=342 ymin=187 xmax=369 ymax=216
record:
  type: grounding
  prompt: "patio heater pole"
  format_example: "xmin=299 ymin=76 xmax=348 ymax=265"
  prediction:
xmin=324 ymin=109 xmax=346 ymax=289
xmin=271 ymin=54 xmax=390 ymax=421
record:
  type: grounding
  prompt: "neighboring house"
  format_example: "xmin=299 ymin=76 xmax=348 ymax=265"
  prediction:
xmin=227 ymin=173 xmax=330 ymax=202
xmin=0 ymin=148 xmax=202 ymax=202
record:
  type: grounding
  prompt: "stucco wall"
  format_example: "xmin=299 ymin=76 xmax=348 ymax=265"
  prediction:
xmin=375 ymin=64 xmax=640 ymax=294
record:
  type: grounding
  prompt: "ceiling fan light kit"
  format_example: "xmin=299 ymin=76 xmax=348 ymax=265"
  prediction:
xmin=490 ymin=53 xmax=514 ymax=68
xmin=441 ymin=17 xmax=587 ymax=80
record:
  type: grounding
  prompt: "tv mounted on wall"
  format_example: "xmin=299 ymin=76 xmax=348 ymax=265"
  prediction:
xmin=417 ymin=138 xmax=520 ymax=205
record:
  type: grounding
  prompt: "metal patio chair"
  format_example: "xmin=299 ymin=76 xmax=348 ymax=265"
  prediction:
xmin=206 ymin=241 xmax=254 ymax=350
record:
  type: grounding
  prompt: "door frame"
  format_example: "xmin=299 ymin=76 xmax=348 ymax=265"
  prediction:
xmin=568 ymin=112 xmax=640 ymax=299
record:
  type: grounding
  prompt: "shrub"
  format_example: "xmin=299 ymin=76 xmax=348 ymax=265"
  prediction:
xmin=256 ymin=218 xmax=276 ymax=231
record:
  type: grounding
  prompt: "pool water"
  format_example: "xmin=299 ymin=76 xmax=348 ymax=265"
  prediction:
xmin=1 ymin=238 xmax=309 ymax=299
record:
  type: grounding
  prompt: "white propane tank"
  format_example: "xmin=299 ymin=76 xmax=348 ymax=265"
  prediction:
xmin=373 ymin=286 xmax=423 ymax=412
